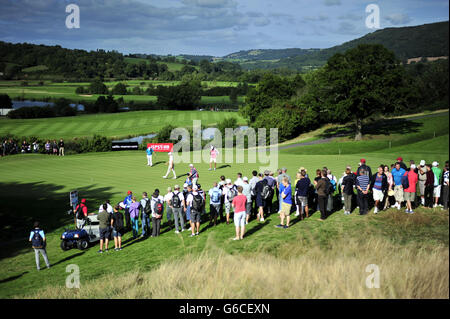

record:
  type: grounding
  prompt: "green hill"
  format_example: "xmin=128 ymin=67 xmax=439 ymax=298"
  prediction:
xmin=224 ymin=21 xmax=449 ymax=70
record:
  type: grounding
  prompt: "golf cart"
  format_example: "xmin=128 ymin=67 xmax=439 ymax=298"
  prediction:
xmin=60 ymin=214 xmax=101 ymax=251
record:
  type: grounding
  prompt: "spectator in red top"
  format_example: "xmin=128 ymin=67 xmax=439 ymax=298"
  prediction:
xmin=404 ymin=165 xmax=418 ymax=214
xmin=232 ymin=186 xmax=247 ymax=240
xmin=73 ymin=198 xmax=88 ymax=229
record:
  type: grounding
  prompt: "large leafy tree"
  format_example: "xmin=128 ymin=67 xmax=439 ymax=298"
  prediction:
xmin=321 ymin=44 xmax=410 ymax=140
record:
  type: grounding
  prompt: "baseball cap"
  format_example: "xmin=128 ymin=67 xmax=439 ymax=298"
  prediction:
xmin=127 ymin=190 xmax=132 ymax=195
xmin=264 ymin=170 xmax=270 ymax=175
xmin=243 ymin=176 xmax=248 ymax=181
xmin=174 ymin=184 xmax=180 ymax=189
xmin=410 ymin=164 xmax=416 ymax=169
xmin=81 ymin=198 xmax=86 ymax=203
xmin=183 ymin=183 xmax=188 ymax=188
xmin=360 ymin=159 xmax=366 ymax=163
xmin=432 ymin=161 xmax=439 ymax=167
xmin=226 ymin=178 xmax=232 ymax=184
xmin=397 ymin=157 xmax=403 ymax=161
xmin=281 ymin=167 xmax=287 ymax=171
xmin=193 ymin=185 xmax=198 ymax=190
xmin=420 ymin=160 xmax=426 ymax=166
xmin=189 ymin=164 xmax=193 ymax=167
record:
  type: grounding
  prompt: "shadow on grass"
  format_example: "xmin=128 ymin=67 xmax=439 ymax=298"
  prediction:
xmin=0 ymin=181 xmax=117 ymax=259
xmin=244 ymin=219 xmax=270 ymax=238
xmin=319 ymin=118 xmax=423 ymax=139
xmin=0 ymin=271 xmax=29 ymax=284
xmin=52 ymin=251 xmax=85 ymax=267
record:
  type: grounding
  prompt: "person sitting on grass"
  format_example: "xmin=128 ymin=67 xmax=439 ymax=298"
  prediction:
xmin=231 ymin=186 xmax=247 ymax=240
xmin=111 ymin=205 xmax=124 ymax=251
xmin=276 ymin=177 xmax=292 ymax=229
xmin=29 ymin=221 xmax=51 ymax=271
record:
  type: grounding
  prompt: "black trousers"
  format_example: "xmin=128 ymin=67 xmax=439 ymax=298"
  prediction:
xmin=124 ymin=208 xmax=131 ymax=230
xmin=152 ymin=217 xmax=161 ymax=237
xmin=357 ymin=191 xmax=368 ymax=215
xmin=318 ymin=196 xmax=328 ymax=219
xmin=425 ymin=185 xmax=434 ymax=208
xmin=443 ymin=185 xmax=449 ymax=210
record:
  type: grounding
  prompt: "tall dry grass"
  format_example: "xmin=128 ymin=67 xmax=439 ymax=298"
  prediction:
xmin=28 ymin=235 xmax=448 ymax=299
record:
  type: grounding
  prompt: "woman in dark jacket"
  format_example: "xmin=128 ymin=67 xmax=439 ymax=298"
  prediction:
xmin=341 ymin=168 xmax=355 ymax=215
xmin=424 ymin=164 xmax=435 ymax=208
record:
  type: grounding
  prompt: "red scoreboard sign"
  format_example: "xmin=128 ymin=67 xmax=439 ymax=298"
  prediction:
xmin=146 ymin=143 xmax=173 ymax=152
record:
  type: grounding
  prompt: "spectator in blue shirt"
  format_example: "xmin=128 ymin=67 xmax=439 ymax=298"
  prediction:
xmin=391 ymin=162 xmax=406 ymax=209
xmin=146 ymin=146 xmax=154 ymax=166
xmin=29 ymin=221 xmax=50 ymax=271
xmin=276 ymin=177 xmax=292 ymax=229
xmin=123 ymin=190 xmax=133 ymax=231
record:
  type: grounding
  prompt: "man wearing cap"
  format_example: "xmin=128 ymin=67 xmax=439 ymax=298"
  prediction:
xmin=263 ymin=170 xmax=276 ymax=215
xmin=73 ymin=198 xmax=88 ymax=229
xmin=188 ymin=164 xmax=199 ymax=185
xmin=223 ymin=179 xmax=236 ymax=224
xmin=146 ymin=145 xmax=154 ymax=166
xmin=209 ymin=145 xmax=219 ymax=171
xmin=171 ymin=185 xmax=185 ymax=233
xmin=431 ymin=161 xmax=442 ymax=208
xmin=397 ymin=157 xmax=407 ymax=170
xmin=163 ymin=152 xmax=176 ymax=179
xmin=123 ymin=191 xmax=133 ymax=231
xmin=391 ymin=162 xmax=406 ymax=210
xmin=404 ymin=164 xmax=418 ymax=214
xmin=418 ymin=160 xmax=428 ymax=206
xmin=356 ymin=159 xmax=372 ymax=180
xmin=208 ymin=182 xmax=222 ymax=226
xmin=241 ymin=177 xmax=252 ymax=224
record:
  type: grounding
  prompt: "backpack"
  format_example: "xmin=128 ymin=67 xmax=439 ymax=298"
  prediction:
xmin=143 ymin=198 xmax=151 ymax=214
xmin=113 ymin=212 xmax=124 ymax=230
xmin=211 ymin=188 xmax=221 ymax=204
xmin=31 ymin=229 xmax=44 ymax=249
xmin=155 ymin=198 xmax=164 ymax=216
xmin=192 ymin=194 xmax=204 ymax=211
xmin=401 ymin=172 xmax=410 ymax=189
xmin=261 ymin=184 xmax=272 ymax=200
xmin=75 ymin=204 xmax=85 ymax=220
xmin=228 ymin=187 xmax=237 ymax=203
xmin=172 ymin=192 xmax=181 ymax=208
xmin=330 ymin=178 xmax=337 ymax=192
xmin=325 ymin=179 xmax=334 ymax=196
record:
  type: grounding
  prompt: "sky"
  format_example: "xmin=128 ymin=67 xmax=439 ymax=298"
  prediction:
xmin=0 ymin=0 xmax=448 ymax=56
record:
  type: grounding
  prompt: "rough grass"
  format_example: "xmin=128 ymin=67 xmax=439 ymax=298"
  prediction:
xmin=27 ymin=234 xmax=449 ymax=299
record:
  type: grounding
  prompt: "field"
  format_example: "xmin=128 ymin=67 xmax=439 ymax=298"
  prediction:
xmin=0 ymin=111 xmax=448 ymax=299
xmin=0 ymin=80 xmax=245 ymax=104
xmin=0 ymin=110 xmax=246 ymax=140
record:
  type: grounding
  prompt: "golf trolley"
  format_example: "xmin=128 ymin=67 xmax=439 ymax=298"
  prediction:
xmin=60 ymin=213 xmax=101 ymax=251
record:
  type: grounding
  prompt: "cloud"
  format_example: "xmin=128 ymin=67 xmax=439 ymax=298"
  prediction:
xmin=384 ymin=13 xmax=412 ymax=25
xmin=181 ymin=0 xmax=236 ymax=8
xmin=324 ymin=0 xmax=341 ymax=6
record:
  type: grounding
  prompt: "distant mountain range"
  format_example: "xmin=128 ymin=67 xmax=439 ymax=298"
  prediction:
xmin=216 ymin=21 xmax=449 ymax=70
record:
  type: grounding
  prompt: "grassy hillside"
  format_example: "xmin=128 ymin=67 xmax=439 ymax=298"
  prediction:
xmin=227 ymin=21 xmax=449 ymax=70
xmin=0 ymin=111 xmax=447 ymax=299
xmin=0 ymin=110 xmax=245 ymax=140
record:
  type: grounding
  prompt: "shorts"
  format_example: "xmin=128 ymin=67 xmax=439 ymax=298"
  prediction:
xmin=404 ymin=191 xmax=416 ymax=202
xmin=245 ymin=201 xmax=252 ymax=215
xmin=394 ymin=185 xmax=404 ymax=202
xmin=434 ymin=185 xmax=441 ymax=197
xmin=280 ymin=202 xmax=292 ymax=216
xmin=224 ymin=201 xmax=231 ymax=214
xmin=99 ymin=227 xmax=110 ymax=240
xmin=190 ymin=210 xmax=201 ymax=223
xmin=210 ymin=203 xmax=221 ymax=217
xmin=373 ymin=189 xmax=384 ymax=202
xmin=233 ymin=211 xmax=246 ymax=227
xmin=256 ymin=196 xmax=264 ymax=208
xmin=296 ymin=196 xmax=308 ymax=207
xmin=210 ymin=158 xmax=216 ymax=163
xmin=113 ymin=228 xmax=123 ymax=237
